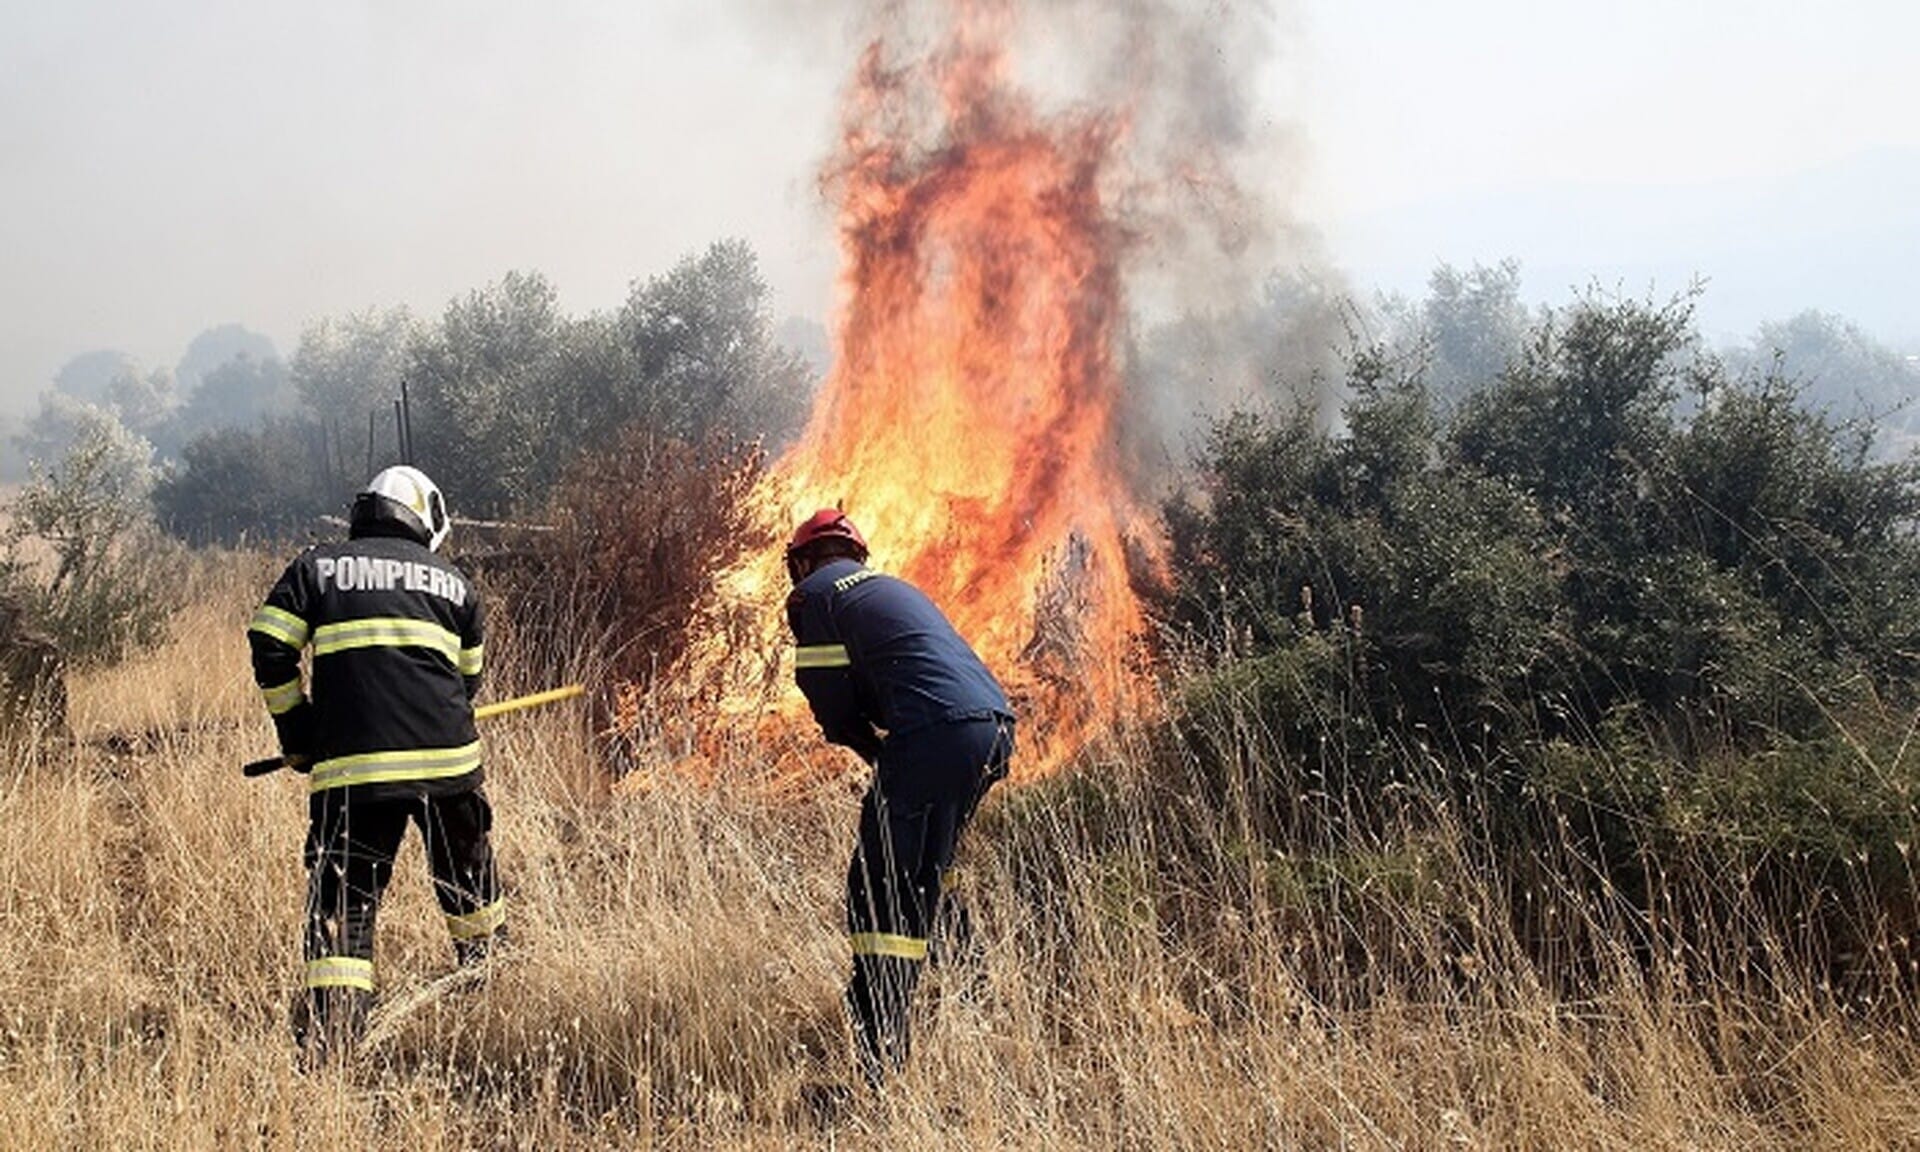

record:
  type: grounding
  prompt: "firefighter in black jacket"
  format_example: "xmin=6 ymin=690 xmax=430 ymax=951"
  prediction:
xmin=248 ymin=465 xmax=503 ymax=1060
xmin=784 ymin=509 xmax=1015 ymax=1082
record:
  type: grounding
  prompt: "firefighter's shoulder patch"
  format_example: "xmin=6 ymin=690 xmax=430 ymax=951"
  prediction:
xmin=833 ymin=568 xmax=880 ymax=593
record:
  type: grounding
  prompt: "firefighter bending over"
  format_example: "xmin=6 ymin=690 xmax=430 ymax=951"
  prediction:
xmin=784 ymin=509 xmax=1015 ymax=1083
xmin=248 ymin=466 xmax=504 ymax=1062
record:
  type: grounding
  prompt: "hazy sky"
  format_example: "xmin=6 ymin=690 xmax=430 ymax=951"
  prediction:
xmin=3 ymin=0 xmax=1916 ymax=413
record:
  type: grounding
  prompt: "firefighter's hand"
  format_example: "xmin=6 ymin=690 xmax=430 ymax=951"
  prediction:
xmin=273 ymin=702 xmax=317 ymax=761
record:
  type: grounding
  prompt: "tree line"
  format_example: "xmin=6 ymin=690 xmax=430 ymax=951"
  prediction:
xmin=0 ymin=239 xmax=814 ymax=671
xmin=155 ymin=240 xmax=813 ymax=544
xmin=2 ymin=239 xmax=809 ymax=541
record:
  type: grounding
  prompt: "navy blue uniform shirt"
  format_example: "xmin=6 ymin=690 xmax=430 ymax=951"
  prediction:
xmin=787 ymin=558 xmax=1012 ymax=761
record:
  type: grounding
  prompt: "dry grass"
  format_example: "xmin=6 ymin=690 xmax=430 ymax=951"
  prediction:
xmin=2 ymin=561 xmax=1918 ymax=1149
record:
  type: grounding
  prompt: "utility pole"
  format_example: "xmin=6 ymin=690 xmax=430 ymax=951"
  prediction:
xmin=399 ymin=378 xmax=416 ymax=465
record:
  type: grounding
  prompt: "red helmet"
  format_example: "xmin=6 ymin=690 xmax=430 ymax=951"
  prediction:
xmin=786 ymin=508 xmax=869 ymax=563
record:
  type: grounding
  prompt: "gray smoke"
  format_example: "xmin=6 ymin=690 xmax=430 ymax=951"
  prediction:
xmin=737 ymin=0 xmax=1348 ymax=484
xmin=1011 ymin=0 xmax=1350 ymax=480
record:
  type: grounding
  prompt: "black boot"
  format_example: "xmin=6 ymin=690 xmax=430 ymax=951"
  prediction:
xmin=847 ymin=954 xmax=918 ymax=1085
xmin=295 ymin=986 xmax=371 ymax=1069
xmin=454 ymin=925 xmax=506 ymax=968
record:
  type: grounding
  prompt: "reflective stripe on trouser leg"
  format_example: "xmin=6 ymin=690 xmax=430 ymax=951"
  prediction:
xmin=306 ymin=955 xmax=375 ymax=990
xmin=851 ymin=932 xmax=928 ymax=960
xmin=445 ymin=900 xmax=505 ymax=940
xmin=417 ymin=789 xmax=504 ymax=962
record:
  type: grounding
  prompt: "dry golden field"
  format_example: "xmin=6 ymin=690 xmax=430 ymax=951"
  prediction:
xmin=3 ymin=551 xmax=1918 ymax=1149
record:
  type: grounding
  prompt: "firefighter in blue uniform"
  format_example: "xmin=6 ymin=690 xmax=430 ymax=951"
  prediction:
xmin=784 ymin=509 xmax=1015 ymax=1082
xmin=248 ymin=465 xmax=504 ymax=1061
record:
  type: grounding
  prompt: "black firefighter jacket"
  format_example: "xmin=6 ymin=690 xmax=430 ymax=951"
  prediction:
xmin=248 ymin=533 xmax=484 ymax=799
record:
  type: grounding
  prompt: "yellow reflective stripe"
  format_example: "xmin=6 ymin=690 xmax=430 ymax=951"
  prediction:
xmin=445 ymin=899 xmax=506 ymax=940
xmin=260 ymin=677 xmax=305 ymax=716
xmin=308 ymin=742 xmax=482 ymax=792
xmin=850 ymin=932 xmax=928 ymax=961
xmin=311 ymin=617 xmax=460 ymax=663
xmin=457 ymin=644 xmax=484 ymax=676
xmin=249 ymin=604 xmax=309 ymax=648
xmin=796 ymin=644 xmax=851 ymax=669
xmin=305 ymin=956 xmax=375 ymax=991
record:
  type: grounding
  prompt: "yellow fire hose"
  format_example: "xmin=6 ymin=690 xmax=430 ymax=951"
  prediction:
xmin=241 ymin=683 xmax=586 ymax=777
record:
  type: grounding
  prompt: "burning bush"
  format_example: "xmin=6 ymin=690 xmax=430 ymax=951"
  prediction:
xmin=489 ymin=427 xmax=772 ymax=700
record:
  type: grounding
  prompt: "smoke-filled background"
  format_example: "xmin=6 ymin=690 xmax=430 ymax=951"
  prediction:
xmin=4 ymin=0 xmax=1914 ymax=434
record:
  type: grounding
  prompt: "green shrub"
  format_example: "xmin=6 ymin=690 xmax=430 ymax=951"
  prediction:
xmin=152 ymin=418 xmax=336 ymax=547
xmin=1164 ymin=290 xmax=1920 ymax=753
xmin=1 ymin=412 xmax=179 ymax=666
xmin=1155 ymin=288 xmax=1920 ymax=975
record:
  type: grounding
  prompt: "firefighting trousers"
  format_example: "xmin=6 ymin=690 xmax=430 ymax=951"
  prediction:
xmin=846 ymin=714 xmax=1013 ymax=1078
xmin=302 ymin=786 xmax=505 ymax=1021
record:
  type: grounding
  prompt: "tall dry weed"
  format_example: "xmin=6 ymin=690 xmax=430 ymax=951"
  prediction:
xmin=0 ymin=556 xmax=1916 ymax=1148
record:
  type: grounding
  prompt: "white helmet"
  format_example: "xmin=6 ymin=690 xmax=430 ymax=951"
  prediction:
xmin=350 ymin=465 xmax=451 ymax=552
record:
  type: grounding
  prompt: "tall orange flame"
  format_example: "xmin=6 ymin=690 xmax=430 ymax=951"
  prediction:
xmin=681 ymin=0 xmax=1163 ymax=779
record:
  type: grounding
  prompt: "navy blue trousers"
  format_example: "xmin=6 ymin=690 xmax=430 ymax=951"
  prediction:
xmin=845 ymin=714 xmax=1012 ymax=1079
